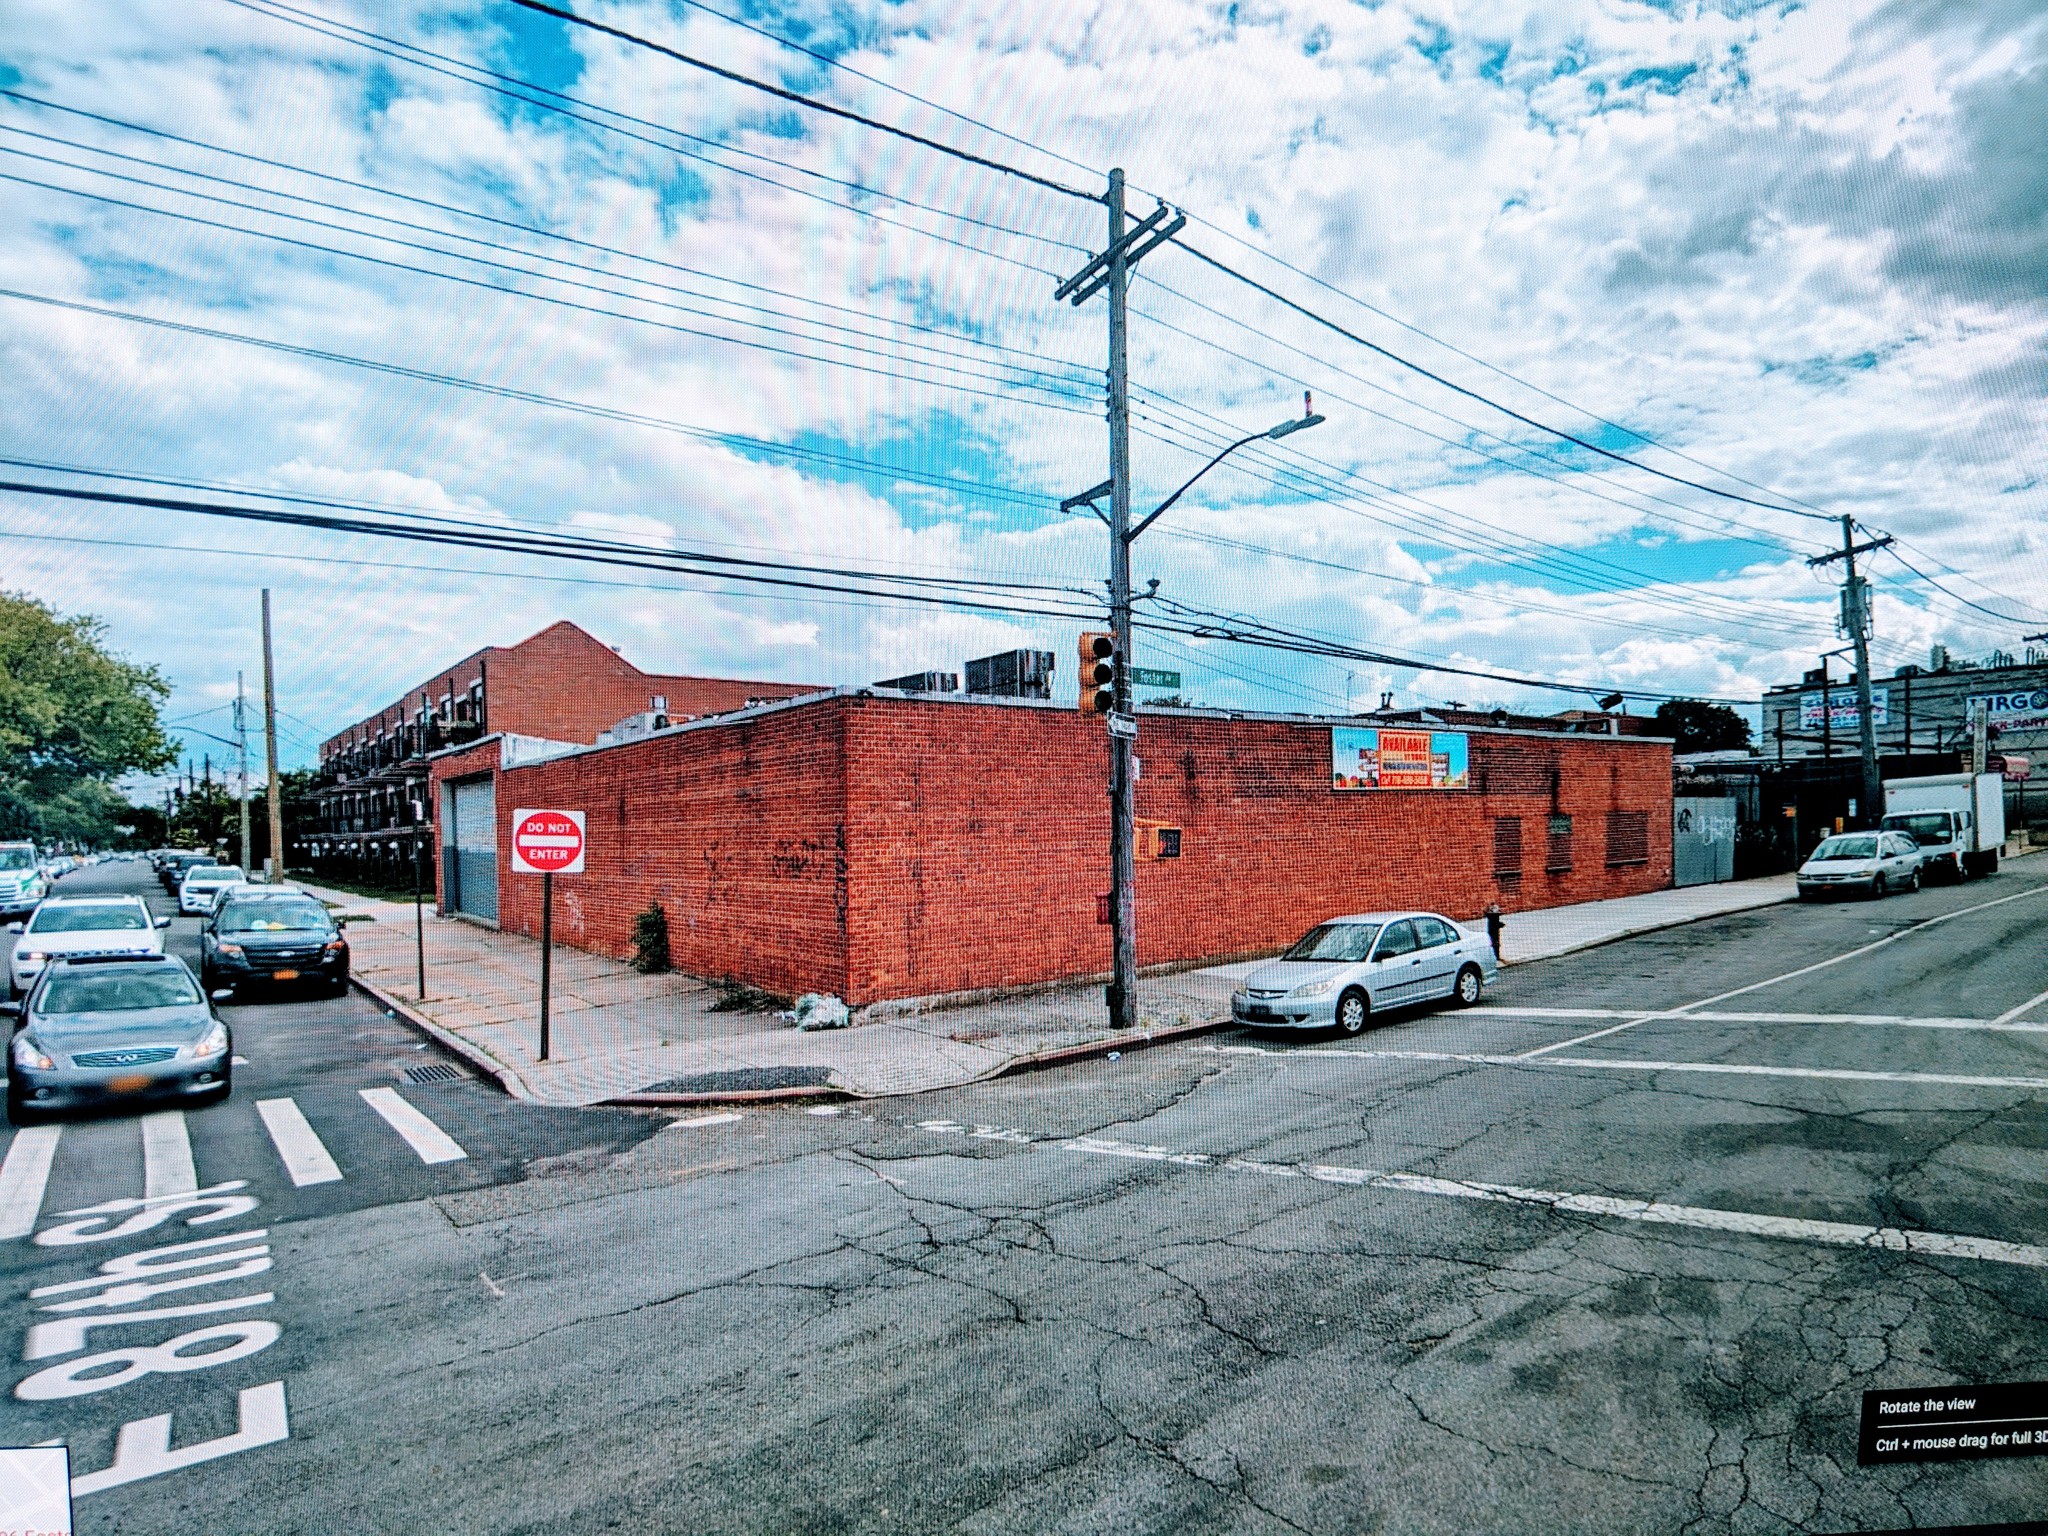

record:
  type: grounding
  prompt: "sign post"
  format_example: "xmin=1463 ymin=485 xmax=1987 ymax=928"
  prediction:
xmin=510 ymin=808 xmax=586 ymax=1064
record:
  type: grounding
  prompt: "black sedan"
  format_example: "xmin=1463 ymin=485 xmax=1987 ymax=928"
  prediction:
xmin=200 ymin=890 xmax=349 ymax=996
xmin=5 ymin=956 xmax=231 ymax=1124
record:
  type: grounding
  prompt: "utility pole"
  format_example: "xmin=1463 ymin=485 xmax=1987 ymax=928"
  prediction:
xmin=261 ymin=589 xmax=286 ymax=883
xmin=1808 ymin=517 xmax=1892 ymax=827
xmin=235 ymin=671 xmax=253 ymax=873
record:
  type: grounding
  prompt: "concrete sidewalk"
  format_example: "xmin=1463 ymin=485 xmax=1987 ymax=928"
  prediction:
xmin=309 ymin=875 xmax=1799 ymax=1107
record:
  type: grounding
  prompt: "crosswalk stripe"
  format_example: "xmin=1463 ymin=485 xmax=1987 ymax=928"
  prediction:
xmin=255 ymin=1098 xmax=344 ymax=1187
xmin=0 ymin=1126 xmax=62 ymax=1240
xmin=140 ymin=1111 xmax=197 ymax=1198
xmin=358 ymin=1087 xmax=467 ymax=1165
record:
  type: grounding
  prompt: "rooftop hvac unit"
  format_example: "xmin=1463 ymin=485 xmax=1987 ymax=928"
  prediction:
xmin=964 ymin=649 xmax=1055 ymax=700
xmin=874 ymin=671 xmax=960 ymax=694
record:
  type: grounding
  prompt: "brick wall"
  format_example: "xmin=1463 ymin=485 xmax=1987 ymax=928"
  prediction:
xmin=453 ymin=694 xmax=1671 ymax=1007
xmin=441 ymin=704 xmax=853 ymax=999
xmin=324 ymin=620 xmax=815 ymax=757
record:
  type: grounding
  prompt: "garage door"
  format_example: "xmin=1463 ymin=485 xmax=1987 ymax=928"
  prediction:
xmin=443 ymin=775 xmax=498 ymax=922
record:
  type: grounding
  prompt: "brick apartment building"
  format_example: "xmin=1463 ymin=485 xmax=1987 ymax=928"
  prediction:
xmin=303 ymin=621 xmax=813 ymax=887
xmin=426 ymin=688 xmax=1673 ymax=1007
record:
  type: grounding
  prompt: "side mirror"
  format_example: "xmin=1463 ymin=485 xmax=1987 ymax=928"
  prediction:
xmin=5 ymin=922 xmax=19 ymax=935
xmin=156 ymin=916 xmax=172 ymax=929
xmin=210 ymin=988 xmax=235 ymax=1003
xmin=0 ymin=1001 xmax=20 ymax=1020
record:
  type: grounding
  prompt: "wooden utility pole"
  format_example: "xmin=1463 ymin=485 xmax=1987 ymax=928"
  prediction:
xmin=261 ymin=589 xmax=286 ymax=882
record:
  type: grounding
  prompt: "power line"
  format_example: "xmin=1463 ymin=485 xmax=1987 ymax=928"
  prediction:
xmin=1 ymin=170 xmax=1100 ymax=416
xmin=1878 ymin=544 xmax=2048 ymax=629
xmin=0 ymin=94 xmax=1096 ymax=378
xmin=504 ymin=0 xmax=1099 ymax=204
xmin=1173 ymin=240 xmax=1841 ymax=527
xmin=215 ymin=1 xmax=1085 ymax=263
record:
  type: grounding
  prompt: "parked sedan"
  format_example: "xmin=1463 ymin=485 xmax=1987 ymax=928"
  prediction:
xmin=1796 ymin=831 xmax=1924 ymax=900
xmin=8 ymin=895 xmax=171 ymax=996
xmin=176 ymin=864 xmax=246 ymax=915
xmin=1232 ymin=911 xmax=1498 ymax=1035
xmin=201 ymin=891 xmax=349 ymax=996
xmin=5 ymin=956 xmax=232 ymax=1124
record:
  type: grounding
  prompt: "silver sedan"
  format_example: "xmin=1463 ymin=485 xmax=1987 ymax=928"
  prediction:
xmin=1231 ymin=911 xmax=1499 ymax=1035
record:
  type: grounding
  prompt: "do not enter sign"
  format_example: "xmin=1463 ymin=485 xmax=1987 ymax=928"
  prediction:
xmin=510 ymin=808 xmax=586 ymax=875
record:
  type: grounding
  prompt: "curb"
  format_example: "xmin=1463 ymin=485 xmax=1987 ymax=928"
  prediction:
xmin=979 ymin=1015 xmax=1233 ymax=1084
xmin=351 ymin=974 xmax=535 ymax=1102
xmin=603 ymin=1085 xmax=847 ymax=1108
xmin=1500 ymin=887 xmax=1800 ymax=967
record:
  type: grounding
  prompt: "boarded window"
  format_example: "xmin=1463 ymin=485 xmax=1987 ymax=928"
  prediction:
xmin=1606 ymin=810 xmax=1650 ymax=867
xmin=1547 ymin=813 xmax=1574 ymax=873
xmin=1493 ymin=816 xmax=1523 ymax=879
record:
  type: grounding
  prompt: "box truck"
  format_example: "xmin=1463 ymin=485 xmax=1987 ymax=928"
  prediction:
xmin=1880 ymin=772 xmax=2005 ymax=881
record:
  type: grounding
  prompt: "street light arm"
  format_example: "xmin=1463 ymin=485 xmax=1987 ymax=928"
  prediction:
xmin=1125 ymin=430 xmax=1265 ymax=544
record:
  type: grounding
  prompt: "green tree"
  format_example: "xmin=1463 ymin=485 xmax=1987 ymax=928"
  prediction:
xmin=1651 ymin=699 xmax=1753 ymax=755
xmin=0 ymin=591 xmax=175 ymax=843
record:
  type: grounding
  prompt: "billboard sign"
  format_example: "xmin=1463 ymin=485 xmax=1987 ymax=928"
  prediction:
xmin=1332 ymin=727 xmax=1469 ymax=790
xmin=1969 ymin=690 xmax=2048 ymax=733
xmin=1800 ymin=688 xmax=1889 ymax=730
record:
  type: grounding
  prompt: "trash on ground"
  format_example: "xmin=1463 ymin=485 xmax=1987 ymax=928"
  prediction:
xmin=783 ymin=993 xmax=851 ymax=1031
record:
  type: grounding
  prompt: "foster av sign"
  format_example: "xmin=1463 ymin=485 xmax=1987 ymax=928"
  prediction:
xmin=510 ymin=808 xmax=586 ymax=875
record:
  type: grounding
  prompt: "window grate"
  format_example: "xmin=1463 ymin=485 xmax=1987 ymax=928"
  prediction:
xmin=1493 ymin=816 xmax=1523 ymax=879
xmin=1547 ymin=813 xmax=1574 ymax=873
xmin=1606 ymin=810 xmax=1650 ymax=867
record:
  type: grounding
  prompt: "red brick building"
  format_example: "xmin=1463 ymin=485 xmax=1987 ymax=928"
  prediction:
xmin=305 ymin=621 xmax=814 ymax=888
xmin=428 ymin=690 xmax=1672 ymax=1006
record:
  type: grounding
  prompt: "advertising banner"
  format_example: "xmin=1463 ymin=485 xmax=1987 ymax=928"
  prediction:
xmin=1969 ymin=689 xmax=2048 ymax=733
xmin=1332 ymin=727 xmax=1469 ymax=790
xmin=1799 ymin=687 xmax=1889 ymax=730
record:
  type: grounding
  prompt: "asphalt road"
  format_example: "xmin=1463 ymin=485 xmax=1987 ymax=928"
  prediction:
xmin=3 ymin=858 xmax=2047 ymax=1534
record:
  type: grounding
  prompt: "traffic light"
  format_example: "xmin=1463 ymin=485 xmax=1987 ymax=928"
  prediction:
xmin=1078 ymin=630 xmax=1117 ymax=714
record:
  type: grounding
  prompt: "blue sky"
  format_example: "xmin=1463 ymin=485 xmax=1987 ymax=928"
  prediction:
xmin=0 ymin=0 xmax=2044 ymax=791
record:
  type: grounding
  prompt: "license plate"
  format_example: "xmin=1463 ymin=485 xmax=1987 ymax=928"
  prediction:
xmin=271 ymin=968 xmax=300 ymax=980
xmin=108 ymin=1074 xmax=151 ymax=1093
xmin=1247 ymin=1006 xmax=1273 ymax=1019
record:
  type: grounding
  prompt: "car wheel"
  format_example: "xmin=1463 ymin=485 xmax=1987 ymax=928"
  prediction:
xmin=6 ymin=1095 xmax=43 ymax=1128
xmin=1871 ymin=874 xmax=1887 ymax=899
xmin=1335 ymin=988 xmax=1369 ymax=1036
xmin=1906 ymin=868 xmax=1921 ymax=892
xmin=1453 ymin=966 xmax=1484 ymax=1007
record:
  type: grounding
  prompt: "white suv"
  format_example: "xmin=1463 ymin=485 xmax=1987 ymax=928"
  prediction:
xmin=178 ymin=865 xmax=247 ymax=915
xmin=0 ymin=842 xmax=45 ymax=921
xmin=8 ymin=896 xmax=169 ymax=996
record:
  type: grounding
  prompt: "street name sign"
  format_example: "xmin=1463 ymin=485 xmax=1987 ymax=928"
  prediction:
xmin=1130 ymin=668 xmax=1181 ymax=689
xmin=510 ymin=808 xmax=586 ymax=875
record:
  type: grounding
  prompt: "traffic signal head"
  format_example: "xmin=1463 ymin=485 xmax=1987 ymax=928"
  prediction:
xmin=1078 ymin=630 xmax=1117 ymax=714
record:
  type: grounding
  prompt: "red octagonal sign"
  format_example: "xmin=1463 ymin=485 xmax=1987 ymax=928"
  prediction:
xmin=510 ymin=808 xmax=586 ymax=875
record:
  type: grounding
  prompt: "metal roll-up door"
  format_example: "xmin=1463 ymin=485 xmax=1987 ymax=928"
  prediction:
xmin=443 ymin=775 xmax=498 ymax=922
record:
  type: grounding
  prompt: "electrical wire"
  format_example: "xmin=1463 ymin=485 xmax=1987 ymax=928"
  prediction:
xmin=1172 ymin=240 xmax=1841 ymax=526
xmin=503 ymin=0 xmax=1099 ymax=203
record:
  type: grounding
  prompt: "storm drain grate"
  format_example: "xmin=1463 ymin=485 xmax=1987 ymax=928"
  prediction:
xmin=403 ymin=1062 xmax=467 ymax=1085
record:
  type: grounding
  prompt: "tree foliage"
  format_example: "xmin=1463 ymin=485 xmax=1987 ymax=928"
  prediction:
xmin=1651 ymin=698 xmax=1753 ymax=755
xmin=0 ymin=591 xmax=175 ymax=843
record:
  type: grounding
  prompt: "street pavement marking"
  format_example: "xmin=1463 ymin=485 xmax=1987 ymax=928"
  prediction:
xmin=1195 ymin=1043 xmax=2048 ymax=1093
xmin=140 ymin=1111 xmax=197 ymax=1198
xmin=1992 ymin=987 xmax=2048 ymax=1026
xmin=1518 ymin=881 xmax=2048 ymax=1061
xmin=1477 ymin=1007 xmax=2048 ymax=1034
xmin=0 ymin=1125 xmax=61 ymax=1240
xmin=359 ymin=1087 xmax=468 ymax=1164
xmin=674 ymin=1112 xmax=744 ymax=1127
xmin=1063 ymin=1136 xmax=2048 ymax=1270
xmin=255 ymin=1098 xmax=344 ymax=1187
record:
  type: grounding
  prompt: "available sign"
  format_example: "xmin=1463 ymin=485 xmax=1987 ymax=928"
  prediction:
xmin=1800 ymin=687 xmax=1889 ymax=730
xmin=1331 ymin=727 xmax=1469 ymax=790
xmin=510 ymin=808 xmax=586 ymax=875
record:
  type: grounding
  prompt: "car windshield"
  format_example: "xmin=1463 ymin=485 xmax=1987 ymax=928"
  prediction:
xmin=186 ymin=866 xmax=242 ymax=882
xmin=38 ymin=966 xmax=201 ymax=1014
xmin=1282 ymin=922 xmax=1382 ymax=962
xmin=1884 ymin=813 xmax=1953 ymax=845
xmin=27 ymin=904 xmax=148 ymax=933
xmin=220 ymin=900 xmax=332 ymax=933
xmin=0 ymin=847 xmax=36 ymax=871
xmin=1812 ymin=835 xmax=1879 ymax=860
